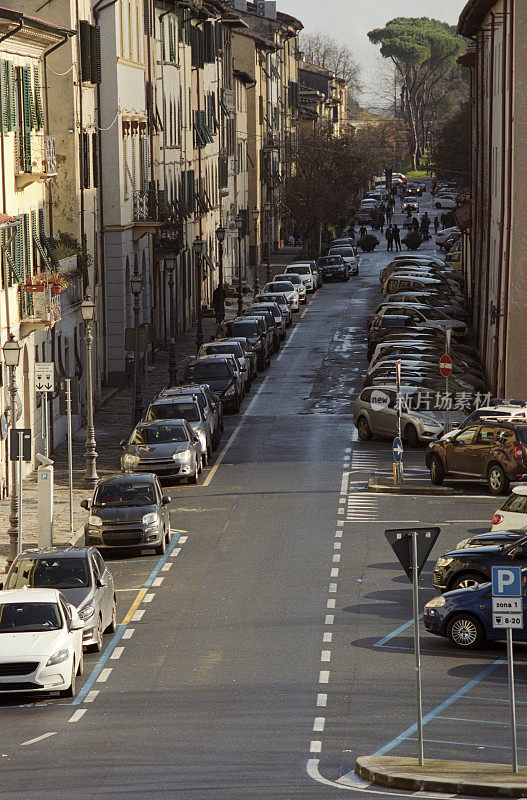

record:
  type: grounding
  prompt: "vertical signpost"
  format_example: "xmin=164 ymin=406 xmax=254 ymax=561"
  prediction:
xmin=492 ymin=566 xmax=522 ymax=773
xmin=9 ymin=428 xmax=32 ymax=555
xmin=34 ymin=363 xmax=55 ymax=458
xmin=394 ymin=359 xmax=403 ymax=485
xmin=60 ymin=378 xmax=79 ymax=535
xmin=385 ymin=527 xmax=441 ymax=766
xmin=444 ymin=327 xmax=452 ymax=434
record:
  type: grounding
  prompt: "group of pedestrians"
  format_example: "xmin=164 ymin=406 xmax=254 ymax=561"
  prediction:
xmin=385 ymin=224 xmax=401 ymax=251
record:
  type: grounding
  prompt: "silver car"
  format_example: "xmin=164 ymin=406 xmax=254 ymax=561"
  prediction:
xmin=3 ymin=547 xmax=116 ymax=653
xmin=145 ymin=396 xmax=212 ymax=463
xmin=158 ymin=384 xmax=223 ymax=449
xmin=255 ymin=293 xmax=292 ymax=326
xmin=121 ymin=419 xmax=203 ymax=482
xmin=198 ymin=341 xmax=252 ymax=387
xmin=274 ymin=273 xmax=307 ymax=303
xmin=353 ymin=385 xmax=444 ymax=446
xmin=263 ymin=280 xmax=300 ymax=311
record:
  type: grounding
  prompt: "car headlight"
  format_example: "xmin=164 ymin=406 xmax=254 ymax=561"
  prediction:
xmin=78 ymin=604 xmax=95 ymax=621
xmin=46 ymin=649 xmax=70 ymax=666
xmin=456 ymin=539 xmax=470 ymax=549
xmin=425 ymin=596 xmax=446 ymax=609
xmin=123 ymin=453 xmax=140 ymax=469
xmin=88 ymin=515 xmax=102 ymax=527
xmin=174 ymin=450 xmax=192 ymax=462
xmin=224 ymin=385 xmax=236 ymax=397
xmin=142 ymin=512 xmax=159 ymax=526
xmin=436 ymin=557 xmax=453 ymax=567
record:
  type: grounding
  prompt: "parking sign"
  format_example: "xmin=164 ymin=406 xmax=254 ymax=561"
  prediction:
xmin=492 ymin=566 xmax=522 ymax=597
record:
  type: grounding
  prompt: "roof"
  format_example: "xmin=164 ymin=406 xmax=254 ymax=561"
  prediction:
xmin=0 ymin=587 xmax=62 ymax=602
xmin=96 ymin=473 xmax=157 ymax=484
xmin=0 ymin=6 xmax=74 ymax=38
xmin=234 ymin=27 xmax=277 ymax=50
xmin=457 ymin=0 xmax=496 ymax=37
xmin=233 ymin=68 xmax=256 ymax=85
xmin=16 ymin=547 xmax=90 ymax=558
xmin=299 ymin=60 xmax=334 ymax=79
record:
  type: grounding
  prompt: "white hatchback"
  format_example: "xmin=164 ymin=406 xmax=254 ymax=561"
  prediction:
xmin=491 ymin=486 xmax=527 ymax=531
xmin=0 ymin=588 xmax=84 ymax=696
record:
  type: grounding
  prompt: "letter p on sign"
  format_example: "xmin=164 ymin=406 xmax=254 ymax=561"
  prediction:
xmin=492 ymin=566 xmax=522 ymax=597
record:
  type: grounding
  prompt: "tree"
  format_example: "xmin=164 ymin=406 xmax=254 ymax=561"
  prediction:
xmin=430 ymin=101 xmax=470 ymax=183
xmin=300 ymin=33 xmax=362 ymax=107
xmin=283 ymin=122 xmax=395 ymax=256
xmin=368 ymin=18 xmax=466 ymax=168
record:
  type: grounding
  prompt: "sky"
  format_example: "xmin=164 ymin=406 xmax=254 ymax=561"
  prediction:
xmin=279 ymin=0 xmax=468 ymax=106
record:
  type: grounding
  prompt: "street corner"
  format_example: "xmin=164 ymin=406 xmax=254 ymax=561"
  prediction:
xmin=366 ymin=477 xmax=457 ymax=495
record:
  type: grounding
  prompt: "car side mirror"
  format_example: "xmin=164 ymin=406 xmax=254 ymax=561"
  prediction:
xmin=97 ymin=578 xmax=107 ymax=588
xmin=120 ymin=439 xmax=126 ymax=448
xmin=162 ymin=495 xmax=172 ymax=505
xmin=80 ymin=499 xmax=90 ymax=510
xmin=69 ymin=618 xmax=84 ymax=631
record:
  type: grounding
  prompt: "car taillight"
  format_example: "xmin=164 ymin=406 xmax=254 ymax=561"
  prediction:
xmin=492 ymin=513 xmax=504 ymax=525
xmin=514 ymin=445 xmax=523 ymax=460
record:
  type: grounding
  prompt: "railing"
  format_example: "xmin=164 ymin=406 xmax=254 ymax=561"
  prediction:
xmin=60 ymin=276 xmax=83 ymax=313
xmin=14 ymin=133 xmax=56 ymax=175
xmin=133 ymin=189 xmax=162 ymax=222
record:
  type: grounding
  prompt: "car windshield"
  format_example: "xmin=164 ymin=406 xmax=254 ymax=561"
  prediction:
xmin=93 ymin=481 xmax=156 ymax=506
xmin=329 ymin=248 xmax=354 ymax=256
xmin=258 ymin=295 xmax=286 ymax=306
xmin=0 ymin=602 xmax=62 ymax=632
xmin=419 ymin=306 xmax=446 ymax=320
xmin=6 ymin=557 xmax=89 ymax=589
xmin=288 ymin=265 xmax=309 ymax=274
xmin=268 ymin=282 xmax=293 ymax=292
xmin=319 ymin=257 xmax=343 ymax=266
xmin=203 ymin=344 xmax=242 ymax=357
xmin=147 ymin=401 xmax=199 ymax=421
xmin=186 ymin=362 xmax=231 ymax=380
xmin=230 ymin=322 xmax=260 ymax=337
xmin=131 ymin=424 xmax=188 ymax=444
xmin=276 ymin=274 xmax=301 ymax=285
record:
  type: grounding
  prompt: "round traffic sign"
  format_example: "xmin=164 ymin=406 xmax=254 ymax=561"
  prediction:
xmin=439 ymin=354 xmax=453 ymax=378
xmin=393 ymin=436 xmax=403 ymax=463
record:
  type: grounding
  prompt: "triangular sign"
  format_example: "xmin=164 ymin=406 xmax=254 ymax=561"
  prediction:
xmin=385 ymin=527 xmax=441 ymax=582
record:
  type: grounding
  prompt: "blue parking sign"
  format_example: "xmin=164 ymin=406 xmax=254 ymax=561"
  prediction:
xmin=492 ymin=566 xmax=522 ymax=597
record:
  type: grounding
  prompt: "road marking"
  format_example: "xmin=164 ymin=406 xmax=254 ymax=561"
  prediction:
xmin=276 ymin=322 xmax=302 ymax=361
xmin=172 ymin=548 xmax=181 ymax=557
xmin=178 ymin=535 xmax=188 ymax=543
xmin=161 ymin=562 xmax=172 ymax=571
xmin=68 ymin=709 xmax=86 ymax=723
xmin=373 ymin=616 xmax=423 ymax=648
xmin=110 ymin=647 xmax=124 ymax=660
xmin=122 ymin=628 xmax=134 ymax=639
xmin=310 ymin=740 xmax=322 ymax=753
xmin=152 ymin=577 xmax=164 ymax=587
xmin=333 ymin=554 xmax=341 ymax=562
xmin=122 ymin=588 xmax=147 ymax=624
xmin=334 ymin=542 xmax=341 ymax=549
xmin=331 ymin=568 xmax=339 ymax=577
xmin=143 ymin=593 xmax=154 ymax=603
xmin=313 ymin=717 xmax=325 ymax=732
xmin=329 ymin=582 xmax=337 ymax=592
xmin=323 ymin=632 xmax=332 ymax=642
xmin=317 ymin=693 xmax=327 ymax=707
xmin=21 ymin=732 xmax=57 ymax=746
xmin=326 ymin=599 xmax=335 ymax=609
xmin=132 ymin=609 xmax=145 ymax=622
xmin=85 ymin=690 xmax=99 ymax=703
xmin=319 ymin=670 xmax=330 ymax=684
xmin=97 ymin=668 xmax=112 ymax=683
xmin=325 ymin=615 xmax=334 ymax=624
xmin=340 ymin=471 xmax=349 ymax=495
xmin=321 ymin=650 xmax=331 ymax=662
xmin=335 ymin=531 xmax=342 ymax=538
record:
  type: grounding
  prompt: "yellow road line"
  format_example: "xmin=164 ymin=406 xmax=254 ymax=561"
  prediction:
xmin=122 ymin=587 xmax=147 ymax=625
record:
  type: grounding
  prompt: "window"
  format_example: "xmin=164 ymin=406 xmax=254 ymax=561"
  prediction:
xmin=453 ymin=427 xmax=477 ymax=447
xmin=474 ymin=426 xmax=495 ymax=445
xmin=79 ymin=21 xmax=101 ymax=83
xmin=496 ymin=428 xmax=517 ymax=447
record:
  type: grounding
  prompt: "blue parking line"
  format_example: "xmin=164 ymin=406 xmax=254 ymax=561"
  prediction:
xmin=71 ymin=532 xmax=181 ymax=706
xmin=465 ymin=694 xmax=527 ymax=705
xmin=437 ymin=715 xmax=527 ymax=727
xmin=408 ymin=736 xmax=527 ymax=752
xmin=374 ymin=658 xmax=504 ymax=756
xmin=373 ymin=615 xmax=423 ymax=648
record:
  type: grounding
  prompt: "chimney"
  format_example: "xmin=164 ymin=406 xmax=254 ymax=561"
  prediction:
xmin=232 ymin=0 xmax=247 ymax=10
xmin=256 ymin=1 xmax=276 ymax=19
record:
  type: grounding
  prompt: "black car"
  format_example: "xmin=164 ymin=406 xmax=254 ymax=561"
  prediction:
xmin=243 ymin=310 xmax=279 ymax=353
xmin=405 ymin=182 xmax=423 ymax=197
xmin=432 ymin=534 xmax=527 ymax=592
xmin=82 ymin=473 xmax=172 ymax=555
xmin=183 ymin=358 xmax=240 ymax=411
xmin=317 ymin=255 xmax=348 ymax=282
xmin=217 ymin=319 xmax=269 ymax=370
xmin=455 ymin=530 xmax=527 ymax=549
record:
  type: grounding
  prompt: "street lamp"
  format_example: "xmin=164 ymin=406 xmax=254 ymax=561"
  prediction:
xmin=236 ymin=213 xmax=243 ymax=316
xmin=215 ymin=226 xmax=225 ymax=289
xmin=3 ymin=333 xmax=21 ymax=564
xmin=80 ymin=295 xmax=99 ymax=487
xmin=264 ymin=200 xmax=272 ymax=282
xmin=129 ymin=271 xmax=144 ymax=424
xmin=193 ymin=236 xmax=204 ymax=353
xmin=166 ymin=259 xmax=177 ymax=386
xmin=252 ymin=208 xmax=260 ymax=295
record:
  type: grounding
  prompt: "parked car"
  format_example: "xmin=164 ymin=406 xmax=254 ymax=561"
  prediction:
xmin=145 ymin=395 xmax=212 ymax=460
xmin=121 ymin=419 xmax=203 ymax=481
xmin=274 ymin=273 xmax=307 ymax=304
xmin=199 ymin=340 xmax=253 ymax=385
xmin=255 ymin=293 xmax=292 ymax=326
xmin=184 ymin=357 xmax=242 ymax=411
xmin=491 ymin=486 xmax=527 ymax=531
xmin=217 ymin=319 xmax=270 ymax=369
xmin=198 ymin=351 xmax=247 ymax=396
xmin=225 ymin=336 xmax=259 ymax=377
xmin=317 ymin=255 xmax=349 ymax=282
xmin=159 ymin=384 xmax=223 ymax=448
xmin=371 ymin=304 xmax=468 ymax=338
xmin=249 ymin=302 xmax=286 ymax=341
xmin=431 ymin=534 xmax=527 ymax=592
xmin=284 ymin=263 xmax=317 ymax=292
xmin=0 ymin=588 xmax=84 ymax=696
xmin=353 ymin=385 xmax=444 ymax=446
xmin=327 ymin=246 xmax=359 ymax=275
xmin=385 ymin=291 xmax=468 ymax=320
xmin=3 ymin=547 xmax=116 ymax=653
xmin=242 ymin=311 xmax=277 ymax=355
xmin=456 ymin=529 xmax=527 ymax=549
xmin=436 ymin=226 xmax=460 ymax=247
xmin=426 ymin=418 xmax=527 ymax=494
xmin=82 ymin=473 xmax=172 ymax=554
xmin=435 ymin=193 xmax=457 ymax=209
xmin=424 ymin=575 xmax=527 ymax=648
xmin=262 ymin=280 xmax=299 ymax=312
xmin=402 ymin=198 xmax=419 ymax=213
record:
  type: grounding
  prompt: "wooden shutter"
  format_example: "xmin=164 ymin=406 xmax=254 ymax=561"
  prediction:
xmin=141 ymin=137 xmax=148 ymax=189
xmin=90 ymin=26 xmax=101 ymax=84
xmin=34 ymin=65 xmax=44 ymax=129
xmin=131 ymin=133 xmax=136 ymax=191
xmin=168 ymin=21 xmax=175 ymax=62
xmin=7 ymin=61 xmax=15 ymax=131
xmin=17 ymin=67 xmax=32 ymax=172
xmin=161 ymin=20 xmax=165 ymax=61
xmin=79 ymin=20 xmax=92 ymax=82
xmin=83 ymin=131 xmax=90 ymax=188
xmin=92 ymin=131 xmax=99 ymax=187
xmin=23 ymin=213 xmax=31 ymax=278
xmin=0 ymin=60 xmax=7 ymax=132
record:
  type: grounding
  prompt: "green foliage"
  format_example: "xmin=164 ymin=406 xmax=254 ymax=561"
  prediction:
xmin=402 ymin=231 xmax=423 ymax=250
xmin=357 ymin=234 xmax=379 ymax=252
xmin=430 ymin=100 xmax=470 ymax=183
xmin=369 ymin=209 xmax=384 ymax=230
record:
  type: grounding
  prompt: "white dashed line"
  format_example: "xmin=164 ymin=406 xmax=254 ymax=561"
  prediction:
xmin=319 ymin=670 xmax=330 ymax=684
xmin=333 ymin=541 xmax=341 ymax=550
xmin=172 ymin=548 xmax=181 ymax=557
xmin=331 ymin=568 xmax=339 ymax=577
xmin=332 ymin=554 xmax=341 ymax=562
xmin=335 ymin=530 xmax=342 ymax=538
xmin=85 ymin=690 xmax=99 ymax=703
xmin=161 ymin=562 xmax=172 ymax=571
xmin=68 ymin=709 xmax=86 ymax=723
xmin=323 ymin=632 xmax=332 ymax=642
xmin=317 ymin=693 xmax=327 ymax=707
xmin=110 ymin=647 xmax=124 ymax=660
xmin=326 ymin=599 xmax=335 ymax=609
xmin=97 ymin=668 xmax=112 ymax=683
xmin=313 ymin=717 xmax=325 ymax=732
xmin=152 ymin=577 xmax=164 ymax=587
xmin=329 ymin=583 xmax=337 ymax=593
xmin=122 ymin=628 xmax=134 ymax=639
xmin=21 ymin=732 xmax=57 ymax=746
xmin=143 ymin=593 xmax=154 ymax=603
xmin=310 ymin=740 xmax=322 ymax=753
xmin=321 ymin=651 xmax=331 ymax=662
xmin=132 ymin=609 xmax=145 ymax=621
xmin=178 ymin=535 xmax=188 ymax=544
xmin=325 ymin=614 xmax=334 ymax=624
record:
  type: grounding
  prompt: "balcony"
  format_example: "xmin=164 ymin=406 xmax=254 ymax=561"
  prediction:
xmin=14 ymin=134 xmax=57 ymax=188
xmin=19 ymin=284 xmax=61 ymax=337
xmin=132 ymin=189 xmax=164 ymax=241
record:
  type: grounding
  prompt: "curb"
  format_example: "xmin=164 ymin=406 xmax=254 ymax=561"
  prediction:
xmin=356 ymin=755 xmax=527 ymax=798
xmin=367 ymin=478 xmax=456 ymax=496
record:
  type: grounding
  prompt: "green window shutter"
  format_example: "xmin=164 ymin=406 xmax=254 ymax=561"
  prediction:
xmin=30 ymin=210 xmax=37 ymax=270
xmin=0 ymin=60 xmax=7 ymax=133
xmin=186 ymin=169 xmax=195 ymax=213
xmin=34 ymin=65 xmax=44 ymax=129
xmin=43 ymin=235 xmax=60 ymax=269
xmin=168 ymin=21 xmax=174 ymax=62
xmin=17 ymin=68 xmax=32 ymax=172
xmin=6 ymin=252 xmax=22 ymax=284
xmin=14 ymin=214 xmax=23 ymax=278
xmin=161 ymin=20 xmax=165 ymax=61
xmin=79 ymin=20 xmax=92 ymax=83
xmin=7 ymin=61 xmax=15 ymax=131
xmin=33 ymin=232 xmax=51 ymax=270
xmin=90 ymin=25 xmax=101 ymax=84
xmin=38 ymin=207 xmax=45 ymax=239
xmin=92 ymin=131 xmax=99 ymax=188
xmin=23 ymin=213 xmax=31 ymax=277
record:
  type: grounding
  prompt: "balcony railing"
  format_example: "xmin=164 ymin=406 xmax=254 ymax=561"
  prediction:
xmin=132 ymin=189 xmax=164 ymax=222
xmin=14 ymin=133 xmax=57 ymax=176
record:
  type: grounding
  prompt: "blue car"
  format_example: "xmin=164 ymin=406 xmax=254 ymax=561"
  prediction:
xmin=424 ymin=571 xmax=527 ymax=649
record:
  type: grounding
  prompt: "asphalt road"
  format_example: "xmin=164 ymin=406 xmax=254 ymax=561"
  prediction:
xmin=0 ymin=189 xmax=522 ymax=799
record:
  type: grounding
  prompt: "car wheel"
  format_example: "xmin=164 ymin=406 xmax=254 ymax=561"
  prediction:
xmin=450 ymin=572 xmax=486 ymax=591
xmin=429 ymin=455 xmax=445 ymax=485
xmin=404 ymin=424 xmax=419 ymax=448
xmin=87 ymin=616 xmax=103 ymax=653
xmin=201 ymin=449 xmax=208 ymax=468
xmin=446 ymin=613 xmax=485 ymax=649
xmin=154 ymin=530 xmax=167 ymax=555
xmin=198 ymin=456 xmax=203 ymax=474
xmin=357 ymin=417 xmax=373 ymax=441
xmin=105 ymin=598 xmax=117 ymax=634
xmin=207 ymin=444 xmax=212 ymax=461
xmin=60 ymin=662 xmax=77 ymax=698
xmin=77 ymin=649 xmax=84 ymax=676
xmin=189 ymin=459 xmax=198 ymax=484
xmin=487 ymin=463 xmax=510 ymax=495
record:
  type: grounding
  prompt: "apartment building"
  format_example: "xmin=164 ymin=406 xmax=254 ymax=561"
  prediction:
xmin=298 ymin=61 xmax=349 ymax=137
xmin=457 ymin=0 xmax=527 ymax=398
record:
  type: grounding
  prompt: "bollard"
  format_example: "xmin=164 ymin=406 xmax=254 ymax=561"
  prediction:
xmin=37 ymin=458 xmax=54 ymax=548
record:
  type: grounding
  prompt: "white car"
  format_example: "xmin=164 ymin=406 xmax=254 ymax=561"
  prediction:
xmin=434 ymin=193 xmax=457 ymax=210
xmin=198 ymin=342 xmax=251 ymax=389
xmin=263 ymin=280 xmax=299 ymax=311
xmin=274 ymin=273 xmax=307 ymax=303
xmin=328 ymin=246 xmax=359 ymax=275
xmin=0 ymin=588 xmax=84 ymax=696
xmin=435 ymin=227 xmax=460 ymax=247
xmin=284 ymin=263 xmax=316 ymax=292
xmin=491 ymin=486 xmax=527 ymax=530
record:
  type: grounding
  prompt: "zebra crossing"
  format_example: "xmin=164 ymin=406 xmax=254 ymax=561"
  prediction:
xmin=345 ymin=491 xmax=379 ymax=520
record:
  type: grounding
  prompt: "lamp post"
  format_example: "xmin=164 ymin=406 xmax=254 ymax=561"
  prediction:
xmin=236 ymin=213 xmax=243 ymax=316
xmin=264 ymin=200 xmax=271 ymax=283
xmin=215 ymin=226 xmax=225 ymax=290
xmin=80 ymin=295 xmax=99 ymax=487
xmin=193 ymin=236 xmax=204 ymax=353
xmin=130 ymin=271 xmax=144 ymax=425
xmin=252 ymin=208 xmax=260 ymax=295
xmin=3 ymin=333 xmax=21 ymax=565
xmin=166 ymin=259 xmax=177 ymax=386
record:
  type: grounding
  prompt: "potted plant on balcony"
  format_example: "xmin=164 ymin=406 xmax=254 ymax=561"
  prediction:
xmin=49 ymin=271 xmax=69 ymax=294
xmin=24 ymin=274 xmax=47 ymax=292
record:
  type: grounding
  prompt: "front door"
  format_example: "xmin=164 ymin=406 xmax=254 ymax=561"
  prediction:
xmin=446 ymin=426 xmax=478 ymax=473
xmin=465 ymin=426 xmax=495 ymax=476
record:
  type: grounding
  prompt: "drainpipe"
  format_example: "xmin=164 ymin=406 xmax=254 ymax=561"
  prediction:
xmin=500 ymin=0 xmax=514 ymax=394
xmin=494 ymin=3 xmax=508 ymax=392
xmin=481 ymin=14 xmax=495 ymax=366
xmin=159 ymin=6 xmax=170 ymax=347
xmin=74 ymin=0 xmax=86 ymax=259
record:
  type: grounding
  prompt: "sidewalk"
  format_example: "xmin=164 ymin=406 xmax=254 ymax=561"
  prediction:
xmin=356 ymin=754 xmax=527 ymax=797
xmin=0 ymin=248 xmax=300 ymax=574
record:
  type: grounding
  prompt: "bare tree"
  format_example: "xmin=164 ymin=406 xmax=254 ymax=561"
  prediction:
xmin=300 ymin=32 xmax=362 ymax=98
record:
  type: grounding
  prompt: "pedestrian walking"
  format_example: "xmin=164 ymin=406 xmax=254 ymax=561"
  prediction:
xmin=386 ymin=206 xmax=393 ymax=224
xmin=392 ymin=224 xmax=401 ymax=251
xmin=412 ymin=216 xmax=419 ymax=233
xmin=385 ymin=225 xmax=394 ymax=251
xmin=378 ymin=211 xmax=385 ymax=233
xmin=434 ymin=215 xmax=440 ymax=235
xmin=420 ymin=212 xmax=430 ymax=240
xmin=440 ymin=213 xmax=446 ymax=229
xmin=359 ymin=224 xmax=367 ymax=238
xmin=212 ymin=283 xmax=226 ymax=325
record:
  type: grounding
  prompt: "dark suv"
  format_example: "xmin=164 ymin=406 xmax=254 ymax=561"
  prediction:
xmin=426 ymin=418 xmax=527 ymax=495
xmin=432 ymin=534 xmax=527 ymax=592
